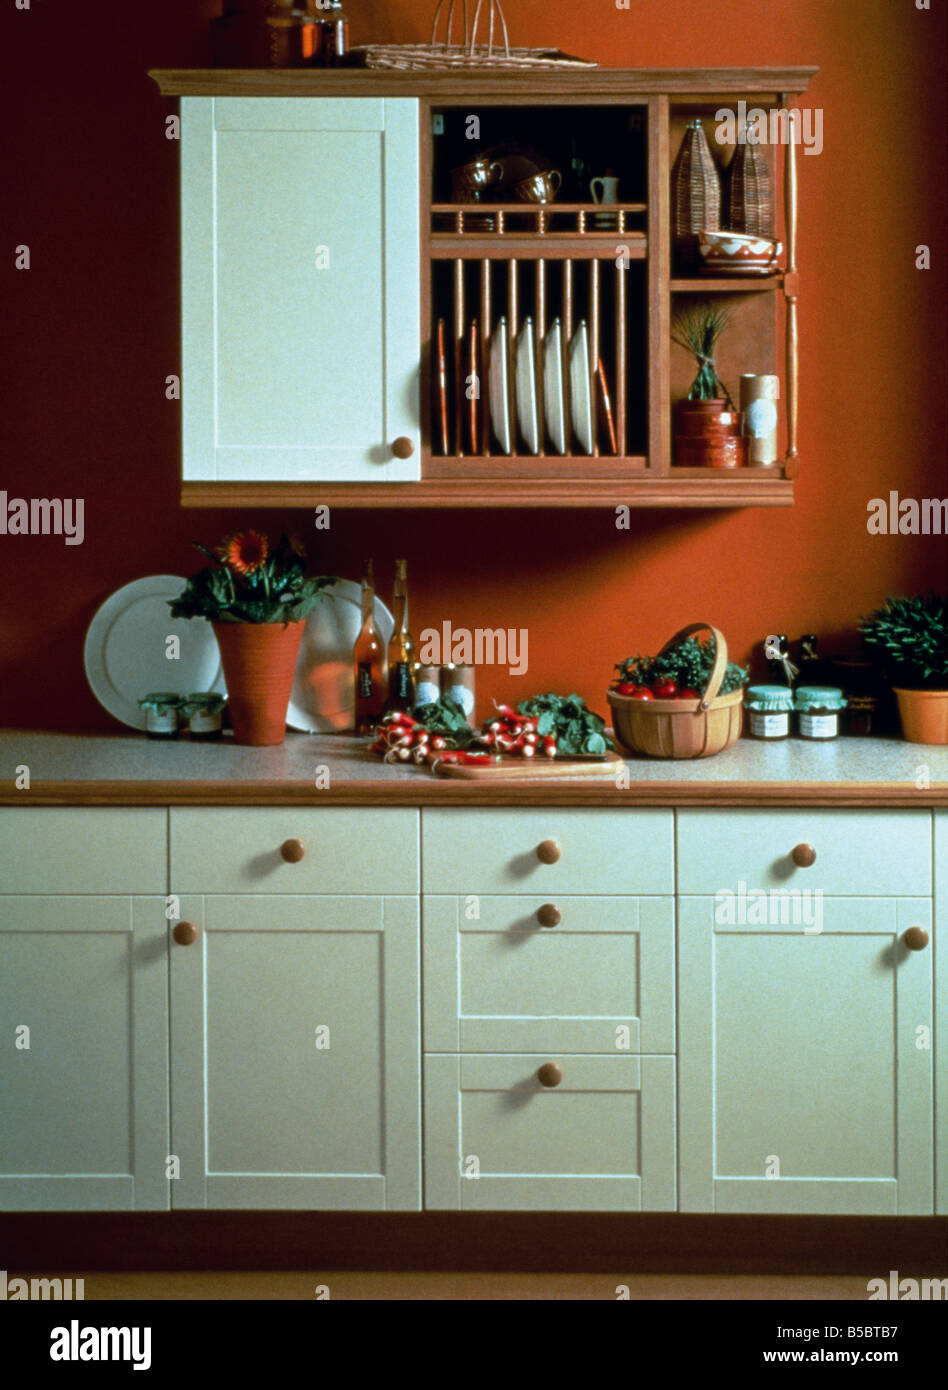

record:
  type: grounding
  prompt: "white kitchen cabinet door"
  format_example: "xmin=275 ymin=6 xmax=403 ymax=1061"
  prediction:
xmin=0 ymin=898 xmax=169 ymax=1211
xmin=181 ymin=97 xmax=420 ymax=483
xmin=935 ymin=812 xmax=947 ymax=1215
xmin=169 ymin=895 xmax=421 ymax=1210
xmin=678 ymin=895 xmax=934 ymax=1215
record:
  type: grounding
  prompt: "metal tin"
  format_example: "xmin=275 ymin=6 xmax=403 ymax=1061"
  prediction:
xmin=740 ymin=373 xmax=780 ymax=466
xmin=414 ymin=663 xmax=441 ymax=708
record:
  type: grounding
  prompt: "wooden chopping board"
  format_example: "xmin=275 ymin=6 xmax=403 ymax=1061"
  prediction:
xmin=434 ymin=754 xmax=626 ymax=781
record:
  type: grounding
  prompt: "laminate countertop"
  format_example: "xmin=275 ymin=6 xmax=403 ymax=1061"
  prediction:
xmin=1 ymin=731 xmax=946 ymax=806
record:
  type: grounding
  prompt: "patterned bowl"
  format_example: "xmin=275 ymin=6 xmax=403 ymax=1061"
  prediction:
xmin=698 ymin=230 xmax=782 ymax=266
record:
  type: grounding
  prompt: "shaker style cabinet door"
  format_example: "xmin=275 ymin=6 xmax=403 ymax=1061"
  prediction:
xmin=169 ymin=895 xmax=421 ymax=1210
xmin=935 ymin=813 xmax=947 ymax=1215
xmin=181 ymin=97 xmax=420 ymax=482
xmin=678 ymin=896 xmax=934 ymax=1215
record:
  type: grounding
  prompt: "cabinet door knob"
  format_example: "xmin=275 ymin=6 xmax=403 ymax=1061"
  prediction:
xmin=173 ymin=921 xmax=198 ymax=946
xmin=536 ymin=840 xmax=561 ymax=865
xmin=902 ymin=926 xmax=929 ymax=951
xmin=536 ymin=903 xmax=561 ymax=928
xmin=280 ymin=839 xmax=306 ymax=863
xmin=537 ymin=1062 xmax=563 ymax=1088
xmin=392 ymin=436 xmax=415 ymax=459
xmin=791 ymin=843 xmax=817 ymax=868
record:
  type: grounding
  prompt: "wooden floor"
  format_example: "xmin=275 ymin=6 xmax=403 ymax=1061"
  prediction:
xmin=80 ymin=1271 xmax=873 ymax=1300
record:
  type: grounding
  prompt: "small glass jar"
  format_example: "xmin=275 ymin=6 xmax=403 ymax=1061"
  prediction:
xmin=184 ymin=692 xmax=226 ymax=741
xmin=843 ymin=695 xmax=877 ymax=737
xmin=745 ymin=685 xmax=794 ymax=740
xmin=138 ymin=693 xmax=184 ymax=740
xmin=794 ymin=686 xmax=846 ymax=740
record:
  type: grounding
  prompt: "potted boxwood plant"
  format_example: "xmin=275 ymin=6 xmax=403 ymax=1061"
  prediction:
xmin=858 ymin=591 xmax=948 ymax=745
xmin=671 ymin=305 xmax=746 ymax=468
xmin=169 ymin=531 xmax=334 ymax=746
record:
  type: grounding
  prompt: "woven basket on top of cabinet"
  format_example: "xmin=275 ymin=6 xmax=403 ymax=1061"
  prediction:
xmin=607 ymin=623 xmax=744 ymax=759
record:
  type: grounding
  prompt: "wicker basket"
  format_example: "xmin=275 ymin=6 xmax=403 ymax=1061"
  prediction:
xmin=350 ymin=0 xmax=597 ymax=71
xmin=671 ymin=121 xmax=721 ymax=270
xmin=725 ymin=133 xmax=774 ymax=237
xmin=608 ymin=623 xmax=744 ymax=759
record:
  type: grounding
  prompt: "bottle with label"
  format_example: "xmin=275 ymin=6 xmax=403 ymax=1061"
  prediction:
xmin=385 ymin=559 xmax=415 ymax=714
xmin=763 ymin=633 xmax=798 ymax=687
xmin=353 ymin=560 xmax=386 ymax=735
xmin=797 ymin=633 xmax=827 ymax=687
xmin=312 ymin=0 xmax=348 ymax=65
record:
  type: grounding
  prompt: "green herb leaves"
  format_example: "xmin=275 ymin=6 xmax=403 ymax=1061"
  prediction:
xmin=615 ymin=636 xmax=748 ymax=696
xmin=858 ymin=592 xmax=948 ymax=689
xmin=168 ymin=533 xmax=335 ymax=625
xmin=515 ymin=693 xmax=610 ymax=754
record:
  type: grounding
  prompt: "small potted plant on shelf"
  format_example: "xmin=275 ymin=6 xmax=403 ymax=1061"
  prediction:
xmin=858 ymin=591 xmax=948 ymax=745
xmin=169 ymin=532 xmax=334 ymax=746
xmin=671 ymin=305 xmax=747 ymax=468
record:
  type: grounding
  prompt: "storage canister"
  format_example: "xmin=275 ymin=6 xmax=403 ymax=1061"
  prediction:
xmin=746 ymin=685 xmax=794 ymax=740
xmin=795 ymin=686 xmax=846 ymax=740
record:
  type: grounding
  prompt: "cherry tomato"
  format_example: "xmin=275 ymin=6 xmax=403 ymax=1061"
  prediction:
xmin=651 ymin=679 xmax=679 ymax=699
xmin=616 ymin=681 xmax=639 ymax=695
xmin=628 ymin=686 xmax=654 ymax=700
xmin=677 ymin=688 xmax=700 ymax=700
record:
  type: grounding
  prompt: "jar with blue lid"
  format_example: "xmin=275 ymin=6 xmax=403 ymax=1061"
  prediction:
xmin=794 ymin=686 xmax=847 ymax=740
xmin=746 ymin=685 xmax=795 ymax=740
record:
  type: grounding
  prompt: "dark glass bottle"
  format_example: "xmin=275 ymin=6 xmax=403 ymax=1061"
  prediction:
xmin=385 ymin=559 xmax=416 ymax=714
xmin=353 ymin=560 xmax=386 ymax=735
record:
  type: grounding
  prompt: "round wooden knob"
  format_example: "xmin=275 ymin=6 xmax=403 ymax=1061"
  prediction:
xmin=536 ymin=903 xmax=561 ymax=928
xmin=537 ymin=1062 xmax=563 ymax=1088
xmin=902 ymin=926 xmax=929 ymax=951
xmin=392 ymin=436 xmax=415 ymax=459
xmin=173 ymin=921 xmax=198 ymax=946
xmin=280 ymin=839 xmax=305 ymax=863
xmin=791 ymin=843 xmax=817 ymax=868
xmin=536 ymin=840 xmax=561 ymax=865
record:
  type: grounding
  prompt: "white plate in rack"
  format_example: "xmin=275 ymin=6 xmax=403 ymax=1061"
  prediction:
xmin=543 ymin=318 xmax=568 ymax=455
xmin=569 ymin=320 xmax=595 ymax=455
xmin=489 ymin=316 xmax=513 ymax=455
xmin=286 ymin=578 xmax=394 ymax=733
xmin=83 ymin=575 xmax=225 ymax=730
xmin=515 ymin=316 xmax=540 ymax=455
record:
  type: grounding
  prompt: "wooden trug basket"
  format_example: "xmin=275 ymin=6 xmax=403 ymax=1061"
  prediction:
xmin=351 ymin=0 xmax=597 ymax=71
xmin=608 ymin=623 xmax=744 ymax=759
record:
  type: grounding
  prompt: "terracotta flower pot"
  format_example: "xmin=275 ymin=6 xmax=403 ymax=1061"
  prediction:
xmin=893 ymin=687 xmax=948 ymax=745
xmin=212 ymin=620 xmax=305 ymax=746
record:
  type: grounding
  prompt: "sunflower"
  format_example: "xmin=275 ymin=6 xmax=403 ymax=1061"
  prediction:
xmin=217 ymin=531 xmax=269 ymax=575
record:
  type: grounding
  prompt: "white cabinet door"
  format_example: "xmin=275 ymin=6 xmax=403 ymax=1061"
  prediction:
xmin=182 ymin=97 xmax=420 ymax=483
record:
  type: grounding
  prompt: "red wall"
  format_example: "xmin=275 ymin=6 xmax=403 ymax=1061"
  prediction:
xmin=3 ymin=0 xmax=946 ymax=730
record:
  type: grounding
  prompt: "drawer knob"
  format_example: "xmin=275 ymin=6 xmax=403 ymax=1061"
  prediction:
xmin=173 ymin=921 xmax=198 ymax=946
xmin=392 ymin=436 xmax=415 ymax=459
xmin=536 ymin=903 xmax=561 ymax=928
xmin=790 ymin=843 xmax=817 ymax=868
xmin=902 ymin=926 xmax=929 ymax=951
xmin=537 ymin=1062 xmax=563 ymax=1088
xmin=280 ymin=839 xmax=306 ymax=863
xmin=536 ymin=840 xmax=561 ymax=865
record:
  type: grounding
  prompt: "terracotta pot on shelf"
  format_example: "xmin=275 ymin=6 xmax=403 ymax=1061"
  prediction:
xmin=211 ymin=620 xmax=305 ymax=746
xmin=674 ymin=398 xmax=748 ymax=467
xmin=892 ymin=687 xmax=948 ymax=745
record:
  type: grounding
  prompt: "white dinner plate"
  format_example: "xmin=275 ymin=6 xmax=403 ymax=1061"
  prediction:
xmin=489 ymin=316 xmax=513 ymax=455
xmin=515 ymin=317 xmax=539 ymax=455
xmin=569 ymin=320 xmax=595 ymax=455
xmin=543 ymin=318 xmax=568 ymax=454
xmin=84 ymin=575 xmax=225 ymax=731
xmin=286 ymin=578 xmax=394 ymax=732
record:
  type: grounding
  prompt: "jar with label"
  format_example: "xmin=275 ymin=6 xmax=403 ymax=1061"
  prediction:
xmin=414 ymin=663 xmax=441 ymax=708
xmin=794 ymin=686 xmax=846 ymax=740
xmin=441 ymin=663 xmax=476 ymax=726
xmin=138 ymin=693 xmax=184 ymax=740
xmin=184 ymin=692 xmax=226 ymax=741
xmin=745 ymin=685 xmax=794 ymax=740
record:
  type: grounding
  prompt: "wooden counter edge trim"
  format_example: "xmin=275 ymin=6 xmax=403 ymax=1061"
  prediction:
xmin=0 ymin=780 xmax=944 ymax=807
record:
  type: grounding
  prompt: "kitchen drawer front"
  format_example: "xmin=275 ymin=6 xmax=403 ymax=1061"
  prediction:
xmin=0 ymin=809 xmax=165 ymax=895
xmin=422 ymin=809 xmax=674 ymax=896
xmin=677 ymin=809 xmax=931 ymax=897
xmin=424 ymin=1053 xmax=675 ymax=1211
xmin=424 ymin=895 xmax=674 ymax=1053
xmin=170 ymin=808 xmax=418 ymax=894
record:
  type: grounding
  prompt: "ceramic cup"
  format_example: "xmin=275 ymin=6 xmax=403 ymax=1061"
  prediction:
xmin=513 ymin=169 xmax=562 ymax=204
xmin=451 ymin=156 xmax=503 ymax=204
xmin=590 ymin=175 xmax=619 ymax=204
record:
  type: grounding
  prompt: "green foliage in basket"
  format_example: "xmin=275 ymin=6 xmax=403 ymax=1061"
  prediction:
xmin=671 ymin=304 xmax=734 ymax=404
xmin=615 ymin=636 xmax=748 ymax=696
xmin=169 ymin=531 xmax=335 ymax=625
xmin=515 ymin=693 xmax=611 ymax=754
xmin=858 ymin=592 xmax=948 ymax=689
